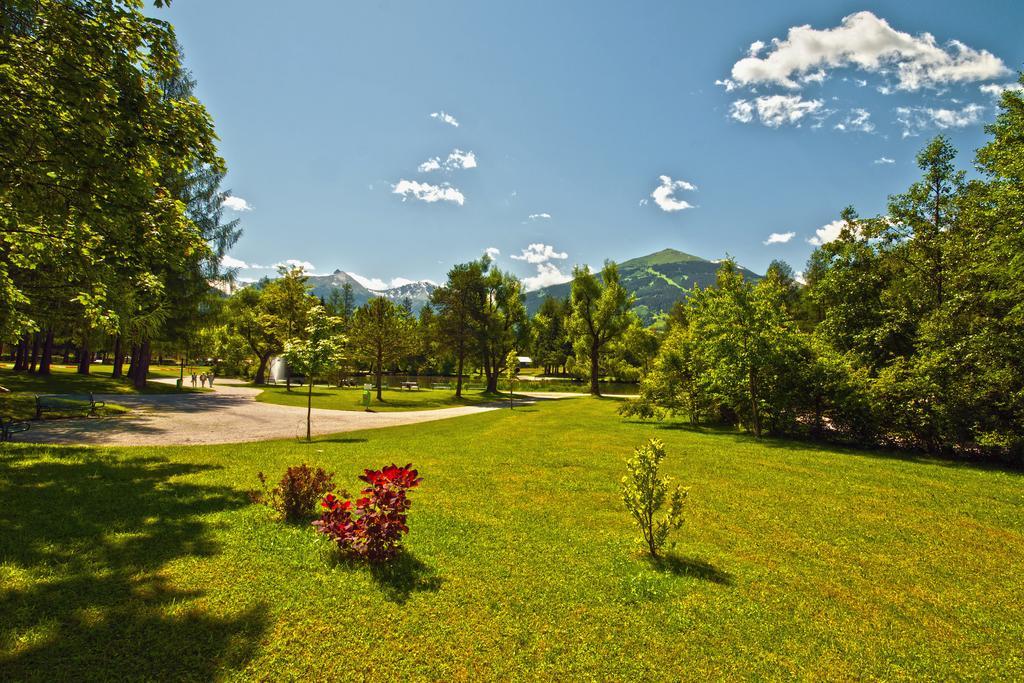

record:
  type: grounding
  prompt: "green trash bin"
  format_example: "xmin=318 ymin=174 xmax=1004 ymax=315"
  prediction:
xmin=362 ymin=389 xmax=371 ymax=409
xmin=176 ymin=378 xmax=183 ymax=390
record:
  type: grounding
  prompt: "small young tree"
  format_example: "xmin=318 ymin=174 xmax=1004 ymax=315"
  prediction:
xmin=505 ymin=349 xmax=519 ymax=409
xmin=283 ymin=306 xmax=345 ymax=441
xmin=621 ymin=438 xmax=687 ymax=557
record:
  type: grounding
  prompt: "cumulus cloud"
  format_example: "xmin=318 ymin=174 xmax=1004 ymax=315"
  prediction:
xmin=430 ymin=110 xmax=460 ymax=127
xmin=274 ymin=259 xmax=317 ymax=273
xmin=511 ymin=243 xmax=568 ymax=264
xmin=650 ymin=175 xmax=697 ymax=212
xmin=731 ymin=95 xmax=824 ymax=127
xmin=896 ymin=102 xmax=985 ymax=137
xmin=222 ymin=195 xmax=252 ymax=212
xmin=349 ymin=273 xmax=430 ymax=291
xmin=834 ymin=108 xmax=875 ymax=133
xmin=528 ymin=213 xmax=552 ymax=221
xmin=807 ymin=219 xmax=848 ymax=246
xmin=522 ymin=263 xmax=572 ymax=292
xmin=392 ymin=179 xmax=465 ymax=205
xmin=874 ymin=156 xmax=896 ymax=164
xmin=979 ymin=82 xmax=1024 ymax=98
xmin=764 ymin=232 xmax=796 ymax=245
xmin=418 ymin=149 xmax=477 ymax=173
xmin=726 ymin=11 xmax=1008 ymax=92
xmin=485 ymin=247 xmax=501 ymax=259
xmin=221 ymin=255 xmax=249 ymax=269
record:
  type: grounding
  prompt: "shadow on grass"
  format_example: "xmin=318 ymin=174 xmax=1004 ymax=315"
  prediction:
xmin=0 ymin=445 xmax=268 ymax=679
xmin=329 ymin=551 xmax=443 ymax=605
xmin=310 ymin=437 xmax=369 ymax=445
xmin=624 ymin=418 xmax=1024 ymax=476
xmin=648 ymin=553 xmax=733 ymax=586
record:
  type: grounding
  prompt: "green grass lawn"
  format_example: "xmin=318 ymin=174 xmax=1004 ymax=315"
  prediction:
xmin=1 ymin=398 xmax=1022 ymax=679
xmin=0 ymin=365 xmax=198 ymax=420
xmin=254 ymin=384 xmax=516 ymax=412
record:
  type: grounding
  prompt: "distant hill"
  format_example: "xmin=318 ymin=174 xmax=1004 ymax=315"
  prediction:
xmin=305 ymin=270 xmax=437 ymax=313
xmin=525 ymin=248 xmax=762 ymax=322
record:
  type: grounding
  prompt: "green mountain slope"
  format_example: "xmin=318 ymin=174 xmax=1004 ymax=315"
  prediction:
xmin=524 ymin=248 xmax=762 ymax=322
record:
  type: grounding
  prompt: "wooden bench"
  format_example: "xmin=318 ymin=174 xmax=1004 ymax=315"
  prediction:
xmin=400 ymin=381 xmax=419 ymax=391
xmin=1 ymin=415 xmax=30 ymax=442
xmin=35 ymin=393 xmax=105 ymax=419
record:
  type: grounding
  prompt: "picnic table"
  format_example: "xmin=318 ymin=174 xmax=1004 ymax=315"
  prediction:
xmin=35 ymin=393 xmax=105 ymax=419
xmin=400 ymin=381 xmax=420 ymax=391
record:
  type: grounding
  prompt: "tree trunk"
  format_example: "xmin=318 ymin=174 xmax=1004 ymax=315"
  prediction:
xmin=306 ymin=377 xmax=313 ymax=442
xmin=133 ymin=339 xmax=151 ymax=389
xmin=254 ymin=352 xmax=271 ymax=385
xmin=127 ymin=344 xmax=140 ymax=380
xmin=12 ymin=336 xmax=27 ymax=371
xmin=589 ymin=342 xmax=601 ymax=396
xmin=375 ymin=346 xmax=384 ymax=401
xmin=111 ymin=335 xmax=123 ymax=378
xmin=77 ymin=338 xmax=90 ymax=375
xmin=454 ymin=340 xmax=465 ymax=398
xmin=38 ymin=329 xmax=54 ymax=375
xmin=28 ymin=332 xmax=40 ymax=372
xmin=748 ymin=368 xmax=761 ymax=438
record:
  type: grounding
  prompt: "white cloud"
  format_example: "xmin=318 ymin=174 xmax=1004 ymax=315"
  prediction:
xmin=511 ymin=243 xmax=568 ymax=264
xmin=274 ymin=259 xmax=317 ymax=273
xmin=522 ymin=263 xmax=572 ymax=292
xmin=221 ymin=255 xmax=249 ymax=269
xmin=638 ymin=199 xmax=649 ymax=207
xmin=979 ymin=82 xmax=1024 ymax=98
xmin=528 ymin=212 xmax=552 ymax=221
xmin=874 ymin=156 xmax=896 ymax=164
xmin=764 ymin=231 xmax=796 ymax=245
xmin=419 ymin=149 xmax=477 ymax=173
xmin=650 ymin=175 xmax=697 ymax=212
xmin=727 ymin=11 xmax=1008 ymax=92
xmin=896 ymin=102 xmax=985 ymax=137
xmin=715 ymin=78 xmax=738 ymax=92
xmin=732 ymin=95 xmax=824 ymax=127
xmin=430 ymin=110 xmax=460 ymax=127
xmin=485 ymin=247 xmax=501 ymax=260
xmin=729 ymin=99 xmax=754 ymax=122
xmin=834 ymin=108 xmax=875 ymax=133
xmin=807 ymin=219 xmax=847 ymax=246
xmin=748 ymin=40 xmax=766 ymax=57
xmin=349 ymin=274 xmax=430 ymax=291
xmin=222 ymin=195 xmax=252 ymax=212
xmin=392 ymin=179 xmax=465 ymax=205
xmin=417 ymin=158 xmax=441 ymax=173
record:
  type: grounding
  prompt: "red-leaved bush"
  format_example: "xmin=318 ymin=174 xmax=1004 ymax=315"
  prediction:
xmin=312 ymin=463 xmax=422 ymax=562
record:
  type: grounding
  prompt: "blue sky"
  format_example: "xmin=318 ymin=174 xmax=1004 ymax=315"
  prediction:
xmin=157 ymin=1 xmax=1024 ymax=289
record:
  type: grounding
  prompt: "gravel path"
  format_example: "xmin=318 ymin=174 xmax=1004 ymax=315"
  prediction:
xmin=16 ymin=379 xmax=510 ymax=447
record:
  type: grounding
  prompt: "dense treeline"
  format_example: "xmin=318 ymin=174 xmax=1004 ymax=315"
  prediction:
xmin=625 ymin=81 xmax=1024 ymax=460
xmin=0 ymin=0 xmax=238 ymax=387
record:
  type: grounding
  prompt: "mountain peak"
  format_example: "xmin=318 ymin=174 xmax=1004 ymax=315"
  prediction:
xmin=621 ymin=248 xmax=706 ymax=268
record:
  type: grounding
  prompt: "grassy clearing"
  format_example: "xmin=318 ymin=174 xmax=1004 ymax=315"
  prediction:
xmin=0 ymin=366 xmax=182 ymax=420
xmin=1 ymin=398 xmax=1022 ymax=679
xmin=254 ymin=384 xmax=516 ymax=412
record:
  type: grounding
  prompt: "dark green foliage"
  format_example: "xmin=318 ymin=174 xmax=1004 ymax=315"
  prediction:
xmin=253 ymin=464 xmax=339 ymax=522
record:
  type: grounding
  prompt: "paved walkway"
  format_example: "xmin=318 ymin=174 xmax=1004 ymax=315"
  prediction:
xmin=16 ymin=379 xmax=514 ymax=447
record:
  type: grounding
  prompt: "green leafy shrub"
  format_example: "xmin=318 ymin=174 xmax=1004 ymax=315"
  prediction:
xmin=252 ymin=464 xmax=339 ymax=522
xmin=621 ymin=438 xmax=687 ymax=557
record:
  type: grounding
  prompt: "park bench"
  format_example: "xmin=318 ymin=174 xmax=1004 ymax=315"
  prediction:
xmin=1 ymin=415 xmax=30 ymax=442
xmin=400 ymin=381 xmax=419 ymax=391
xmin=35 ymin=393 xmax=105 ymax=419
xmin=432 ymin=383 xmax=451 ymax=390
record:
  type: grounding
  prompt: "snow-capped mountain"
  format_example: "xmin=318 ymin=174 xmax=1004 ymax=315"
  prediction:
xmin=304 ymin=270 xmax=437 ymax=313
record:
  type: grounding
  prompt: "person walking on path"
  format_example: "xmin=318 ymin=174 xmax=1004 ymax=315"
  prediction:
xmin=200 ymin=373 xmax=207 ymax=388
xmin=208 ymin=372 xmax=216 ymax=388
xmin=191 ymin=372 xmax=197 ymax=388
